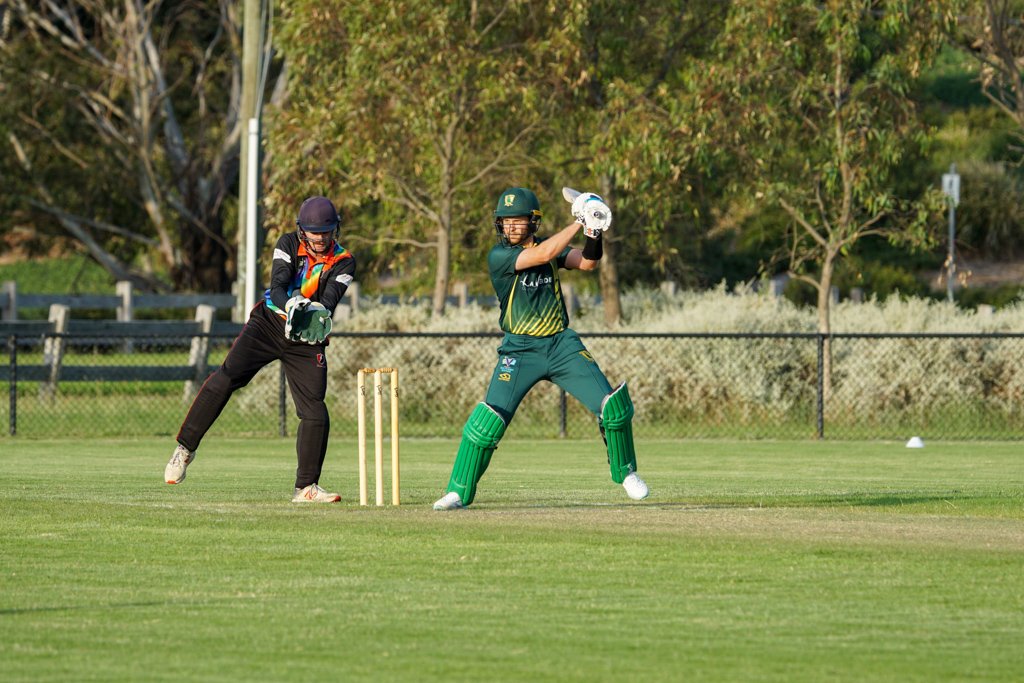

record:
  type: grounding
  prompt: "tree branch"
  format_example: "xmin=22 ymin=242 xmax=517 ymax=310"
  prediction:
xmin=27 ymin=199 xmax=160 ymax=247
xmin=381 ymin=173 xmax=441 ymax=224
xmin=778 ymin=197 xmax=828 ymax=248
xmin=16 ymin=112 xmax=89 ymax=169
xmin=10 ymin=131 xmax=165 ymax=290
xmin=454 ymin=122 xmax=539 ymax=192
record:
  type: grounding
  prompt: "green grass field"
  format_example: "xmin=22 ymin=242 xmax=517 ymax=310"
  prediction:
xmin=1 ymin=438 xmax=1022 ymax=682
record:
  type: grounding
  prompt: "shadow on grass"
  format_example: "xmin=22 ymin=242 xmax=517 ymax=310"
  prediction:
xmin=803 ymin=494 xmax=969 ymax=508
xmin=480 ymin=501 xmax=750 ymax=511
xmin=0 ymin=597 xmax=247 ymax=616
xmin=476 ymin=494 xmax=977 ymax=511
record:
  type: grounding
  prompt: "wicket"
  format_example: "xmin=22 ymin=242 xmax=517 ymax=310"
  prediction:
xmin=356 ymin=367 xmax=400 ymax=506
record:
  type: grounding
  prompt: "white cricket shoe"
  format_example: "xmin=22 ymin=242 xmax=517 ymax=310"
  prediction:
xmin=292 ymin=483 xmax=341 ymax=503
xmin=623 ymin=472 xmax=649 ymax=500
xmin=432 ymin=492 xmax=464 ymax=511
xmin=164 ymin=444 xmax=195 ymax=484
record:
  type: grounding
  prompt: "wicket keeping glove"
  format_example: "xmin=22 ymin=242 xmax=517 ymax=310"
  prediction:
xmin=284 ymin=295 xmax=333 ymax=344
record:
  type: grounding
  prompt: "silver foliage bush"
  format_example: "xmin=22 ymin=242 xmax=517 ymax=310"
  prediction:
xmin=241 ymin=286 xmax=1024 ymax=439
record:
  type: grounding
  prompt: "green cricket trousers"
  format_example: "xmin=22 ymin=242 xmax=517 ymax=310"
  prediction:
xmin=442 ymin=328 xmax=638 ymax=504
xmin=484 ymin=328 xmax=612 ymax=424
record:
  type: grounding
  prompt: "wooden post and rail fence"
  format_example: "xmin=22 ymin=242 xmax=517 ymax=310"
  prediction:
xmin=0 ymin=277 xmax=495 ymax=402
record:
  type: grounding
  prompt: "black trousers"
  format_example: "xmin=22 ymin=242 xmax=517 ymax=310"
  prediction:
xmin=176 ymin=304 xmax=331 ymax=488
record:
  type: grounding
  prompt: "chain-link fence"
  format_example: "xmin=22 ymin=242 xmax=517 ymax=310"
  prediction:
xmin=5 ymin=332 xmax=1024 ymax=440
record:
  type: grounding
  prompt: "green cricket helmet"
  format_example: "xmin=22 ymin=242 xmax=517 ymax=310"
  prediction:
xmin=493 ymin=187 xmax=543 ymax=242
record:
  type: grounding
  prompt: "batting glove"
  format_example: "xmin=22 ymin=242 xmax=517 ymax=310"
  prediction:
xmin=571 ymin=192 xmax=613 ymax=234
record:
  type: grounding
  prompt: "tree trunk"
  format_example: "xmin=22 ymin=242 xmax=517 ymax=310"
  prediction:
xmin=817 ymin=250 xmax=836 ymax=397
xmin=179 ymin=209 xmax=231 ymax=292
xmin=598 ymin=174 xmax=622 ymax=327
xmin=432 ymin=190 xmax=453 ymax=317
xmin=599 ymin=238 xmax=623 ymax=328
xmin=432 ymin=225 xmax=451 ymax=317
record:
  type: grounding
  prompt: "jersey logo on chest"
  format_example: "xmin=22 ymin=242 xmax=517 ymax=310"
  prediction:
xmin=520 ymin=272 xmax=553 ymax=288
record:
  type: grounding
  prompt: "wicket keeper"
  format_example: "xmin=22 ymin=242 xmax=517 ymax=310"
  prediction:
xmin=165 ymin=195 xmax=356 ymax=503
xmin=433 ymin=187 xmax=649 ymax=510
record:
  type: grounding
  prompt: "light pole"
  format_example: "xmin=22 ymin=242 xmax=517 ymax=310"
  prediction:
xmin=941 ymin=163 xmax=960 ymax=303
xmin=237 ymin=0 xmax=270 ymax=322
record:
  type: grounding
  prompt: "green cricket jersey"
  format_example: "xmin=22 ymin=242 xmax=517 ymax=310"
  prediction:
xmin=488 ymin=238 xmax=571 ymax=336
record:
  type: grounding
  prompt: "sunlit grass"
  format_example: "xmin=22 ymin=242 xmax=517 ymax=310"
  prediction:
xmin=1 ymin=438 xmax=1022 ymax=682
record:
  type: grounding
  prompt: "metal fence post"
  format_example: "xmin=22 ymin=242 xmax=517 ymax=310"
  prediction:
xmin=816 ymin=333 xmax=825 ymax=439
xmin=559 ymin=388 xmax=567 ymax=438
xmin=8 ymin=334 xmax=15 ymax=436
xmin=278 ymin=361 xmax=287 ymax=437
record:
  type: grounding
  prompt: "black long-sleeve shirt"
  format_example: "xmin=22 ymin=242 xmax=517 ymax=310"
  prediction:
xmin=263 ymin=231 xmax=356 ymax=318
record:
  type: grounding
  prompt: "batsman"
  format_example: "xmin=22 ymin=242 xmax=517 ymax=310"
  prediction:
xmin=433 ymin=187 xmax=650 ymax=510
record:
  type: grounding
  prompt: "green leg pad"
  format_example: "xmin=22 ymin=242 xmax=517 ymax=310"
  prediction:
xmin=601 ymin=382 xmax=637 ymax=484
xmin=446 ymin=402 xmax=507 ymax=505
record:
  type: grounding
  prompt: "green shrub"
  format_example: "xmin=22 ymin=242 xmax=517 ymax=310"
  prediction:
xmin=0 ymin=255 xmax=115 ymax=293
xmin=955 ymin=284 xmax=1024 ymax=310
